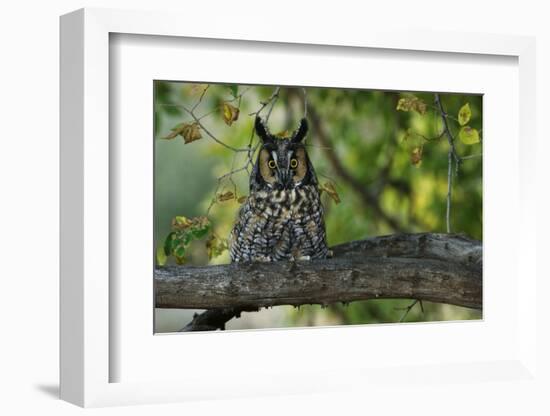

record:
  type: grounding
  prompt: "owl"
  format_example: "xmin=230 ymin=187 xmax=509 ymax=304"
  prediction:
xmin=229 ymin=116 xmax=330 ymax=262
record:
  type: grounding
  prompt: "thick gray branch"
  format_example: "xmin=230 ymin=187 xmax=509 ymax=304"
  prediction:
xmin=155 ymin=233 xmax=482 ymax=311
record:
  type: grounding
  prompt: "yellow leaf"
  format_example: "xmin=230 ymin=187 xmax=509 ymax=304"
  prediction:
xmin=156 ymin=246 xmax=167 ymax=266
xmin=172 ymin=215 xmax=193 ymax=229
xmin=396 ymin=96 xmax=427 ymax=115
xmin=458 ymin=103 xmax=472 ymax=126
xmin=320 ymin=181 xmax=341 ymax=204
xmin=458 ymin=126 xmax=480 ymax=145
xmin=217 ymin=191 xmax=235 ymax=202
xmin=222 ymin=102 xmax=240 ymax=126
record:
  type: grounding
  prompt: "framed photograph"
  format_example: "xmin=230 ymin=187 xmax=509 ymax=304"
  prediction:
xmin=60 ymin=8 xmax=538 ymax=408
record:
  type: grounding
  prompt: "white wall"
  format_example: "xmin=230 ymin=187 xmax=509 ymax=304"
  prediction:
xmin=1 ymin=0 xmax=548 ymax=414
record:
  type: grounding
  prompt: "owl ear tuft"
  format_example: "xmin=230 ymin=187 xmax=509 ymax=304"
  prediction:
xmin=255 ymin=116 xmax=273 ymax=143
xmin=291 ymin=118 xmax=309 ymax=143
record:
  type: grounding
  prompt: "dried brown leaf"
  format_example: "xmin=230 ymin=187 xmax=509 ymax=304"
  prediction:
xmin=217 ymin=191 xmax=235 ymax=202
xmin=181 ymin=122 xmax=202 ymax=144
xmin=410 ymin=146 xmax=423 ymax=166
xmin=396 ymin=96 xmax=427 ymax=115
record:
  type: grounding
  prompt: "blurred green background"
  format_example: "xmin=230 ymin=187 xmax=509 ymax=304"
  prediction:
xmin=154 ymin=82 xmax=482 ymax=332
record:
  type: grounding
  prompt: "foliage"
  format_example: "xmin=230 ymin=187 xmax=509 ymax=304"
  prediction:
xmin=161 ymin=216 xmax=211 ymax=265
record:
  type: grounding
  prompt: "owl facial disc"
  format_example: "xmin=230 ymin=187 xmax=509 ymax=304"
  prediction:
xmin=253 ymin=116 xmax=314 ymax=191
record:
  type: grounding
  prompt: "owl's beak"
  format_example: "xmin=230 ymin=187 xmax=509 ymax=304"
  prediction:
xmin=277 ymin=168 xmax=293 ymax=190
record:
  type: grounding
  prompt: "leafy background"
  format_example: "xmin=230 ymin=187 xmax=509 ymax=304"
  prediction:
xmin=154 ymin=82 xmax=482 ymax=332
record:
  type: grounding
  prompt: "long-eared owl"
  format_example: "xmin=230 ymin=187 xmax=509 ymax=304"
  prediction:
xmin=229 ymin=116 xmax=330 ymax=262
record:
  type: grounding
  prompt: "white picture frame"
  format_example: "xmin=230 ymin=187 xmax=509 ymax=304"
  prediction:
xmin=60 ymin=7 xmax=538 ymax=408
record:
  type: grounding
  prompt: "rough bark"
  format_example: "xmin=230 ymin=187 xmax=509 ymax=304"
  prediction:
xmin=155 ymin=233 xmax=482 ymax=328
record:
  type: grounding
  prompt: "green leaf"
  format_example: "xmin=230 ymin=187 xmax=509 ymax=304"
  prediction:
xmin=458 ymin=126 xmax=480 ymax=145
xmin=172 ymin=236 xmax=190 ymax=245
xmin=156 ymin=246 xmax=167 ymax=266
xmin=163 ymin=215 xmax=212 ymax=263
xmin=458 ymin=103 xmax=472 ymax=126
xmin=229 ymin=85 xmax=238 ymax=98
xmin=175 ymin=246 xmax=185 ymax=258
xmin=191 ymin=227 xmax=210 ymax=239
xmin=163 ymin=232 xmax=175 ymax=256
xmin=171 ymin=233 xmax=191 ymax=247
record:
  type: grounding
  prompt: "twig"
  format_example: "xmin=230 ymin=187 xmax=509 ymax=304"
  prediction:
xmin=434 ymin=93 xmax=461 ymax=233
xmin=429 ymin=104 xmax=461 ymax=123
xmin=407 ymin=129 xmax=446 ymax=143
xmin=248 ymin=87 xmax=281 ymax=118
xmin=197 ymin=108 xmax=220 ymax=121
xmin=195 ymin=86 xmax=253 ymax=121
xmin=446 ymin=150 xmax=453 ymax=233
xmin=206 ymin=164 xmax=249 ymax=216
xmin=191 ymin=84 xmax=210 ymax=112
xmin=180 ymin=105 xmax=248 ymax=153
xmin=265 ymin=91 xmax=279 ymax=122
xmin=396 ymin=299 xmax=424 ymax=322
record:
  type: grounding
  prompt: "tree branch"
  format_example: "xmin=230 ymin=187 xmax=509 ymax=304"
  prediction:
xmin=155 ymin=233 xmax=483 ymax=324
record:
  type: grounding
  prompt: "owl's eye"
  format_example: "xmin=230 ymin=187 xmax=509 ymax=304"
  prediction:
xmin=290 ymin=158 xmax=298 ymax=169
xmin=268 ymin=160 xmax=276 ymax=169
